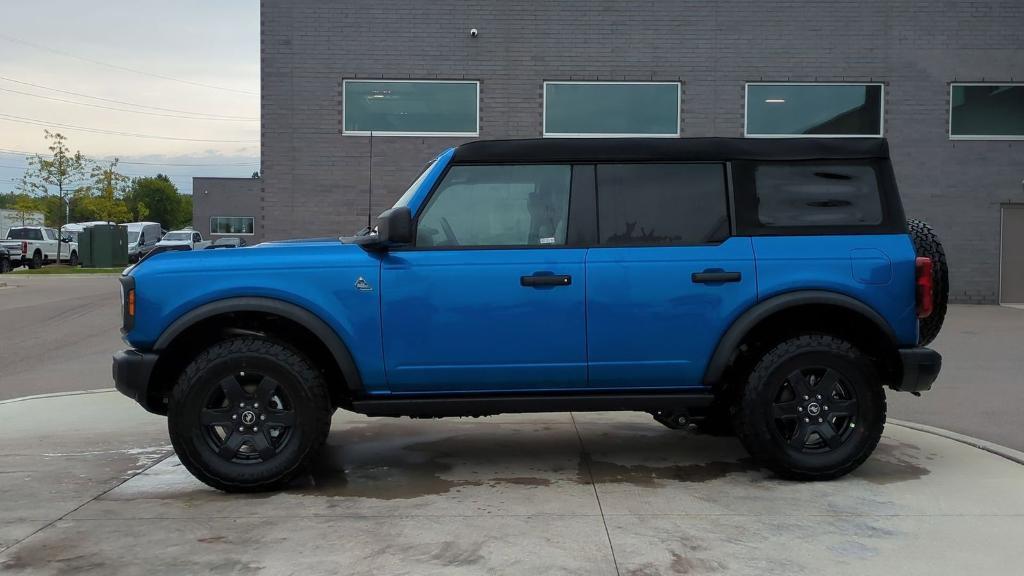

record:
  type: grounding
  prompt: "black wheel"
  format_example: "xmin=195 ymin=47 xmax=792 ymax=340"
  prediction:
xmin=168 ymin=337 xmax=332 ymax=492
xmin=28 ymin=251 xmax=42 ymax=270
xmin=0 ymin=258 xmax=9 ymax=274
xmin=907 ymin=219 xmax=948 ymax=346
xmin=733 ymin=335 xmax=885 ymax=481
xmin=69 ymin=251 xmax=79 ymax=267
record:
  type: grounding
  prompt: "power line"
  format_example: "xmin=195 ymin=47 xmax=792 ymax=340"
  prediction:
xmin=0 ymin=148 xmax=259 ymax=167
xmin=0 ymin=86 xmax=258 ymax=122
xmin=0 ymin=113 xmax=258 ymax=143
xmin=0 ymin=33 xmax=257 ymax=96
xmin=0 ymin=76 xmax=257 ymax=120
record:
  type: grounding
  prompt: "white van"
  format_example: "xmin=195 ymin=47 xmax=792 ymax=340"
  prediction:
xmin=123 ymin=222 xmax=163 ymax=262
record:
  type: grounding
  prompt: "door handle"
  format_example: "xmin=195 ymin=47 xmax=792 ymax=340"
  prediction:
xmin=692 ymin=270 xmax=741 ymax=284
xmin=521 ymin=274 xmax=572 ymax=287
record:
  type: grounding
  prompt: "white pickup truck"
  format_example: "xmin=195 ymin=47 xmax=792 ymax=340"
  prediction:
xmin=0 ymin=226 xmax=79 ymax=269
xmin=155 ymin=229 xmax=211 ymax=251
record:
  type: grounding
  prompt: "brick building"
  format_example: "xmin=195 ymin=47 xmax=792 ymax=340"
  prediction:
xmin=257 ymin=0 xmax=1024 ymax=303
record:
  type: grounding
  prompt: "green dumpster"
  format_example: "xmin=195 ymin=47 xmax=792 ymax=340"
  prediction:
xmin=80 ymin=224 xmax=129 ymax=268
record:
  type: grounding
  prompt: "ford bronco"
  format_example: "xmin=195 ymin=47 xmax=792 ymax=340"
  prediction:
xmin=113 ymin=138 xmax=946 ymax=492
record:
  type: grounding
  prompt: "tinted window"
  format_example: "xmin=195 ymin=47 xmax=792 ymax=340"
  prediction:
xmin=7 ymin=228 xmax=43 ymax=241
xmin=950 ymin=84 xmax=1024 ymax=139
xmin=544 ymin=82 xmax=680 ymax=136
xmin=417 ymin=165 xmax=571 ymax=247
xmin=344 ymin=81 xmax=478 ymax=135
xmin=210 ymin=217 xmax=254 ymax=234
xmin=596 ymin=164 xmax=728 ymax=245
xmin=755 ymin=164 xmax=882 ymax=227
xmin=746 ymin=84 xmax=883 ymax=137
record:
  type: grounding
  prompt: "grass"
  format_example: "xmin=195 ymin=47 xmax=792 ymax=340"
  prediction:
xmin=11 ymin=265 xmax=124 ymax=275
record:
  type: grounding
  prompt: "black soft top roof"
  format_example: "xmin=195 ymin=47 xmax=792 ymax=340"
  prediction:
xmin=451 ymin=137 xmax=889 ymax=164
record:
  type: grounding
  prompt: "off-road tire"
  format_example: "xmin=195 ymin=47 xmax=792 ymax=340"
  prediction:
xmin=28 ymin=251 xmax=42 ymax=270
xmin=733 ymin=335 xmax=886 ymax=481
xmin=168 ymin=337 xmax=332 ymax=492
xmin=69 ymin=251 xmax=79 ymax=267
xmin=907 ymin=218 xmax=948 ymax=346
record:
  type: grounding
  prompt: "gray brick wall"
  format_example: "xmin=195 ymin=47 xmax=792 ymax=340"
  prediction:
xmin=261 ymin=0 xmax=1024 ymax=303
xmin=192 ymin=177 xmax=263 ymax=243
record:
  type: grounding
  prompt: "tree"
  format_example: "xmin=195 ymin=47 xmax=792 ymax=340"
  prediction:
xmin=75 ymin=159 xmax=131 ymax=222
xmin=21 ymin=131 xmax=88 ymax=261
xmin=125 ymin=175 xmax=184 ymax=229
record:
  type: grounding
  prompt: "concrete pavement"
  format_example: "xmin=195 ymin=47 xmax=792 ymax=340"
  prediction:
xmin=2 ymin=390 xmax=1024 ymax=575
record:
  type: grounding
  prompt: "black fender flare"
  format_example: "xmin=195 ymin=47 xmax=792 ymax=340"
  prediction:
xmin=702 ymin=290 xmax=897 ymax=386
xmin=154 ymin=297 xmax=363 ymax=392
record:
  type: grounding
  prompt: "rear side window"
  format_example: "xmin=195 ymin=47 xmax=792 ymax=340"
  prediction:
xmin=596 ymin=163 xmax=729 ymax=245
xmin=7 ymin=228 xmax=43 ymax=241
xmin=755 ymin=164 xmax=882 ymax=227
xmin=416 ymin=164 xmax=572 ymax=247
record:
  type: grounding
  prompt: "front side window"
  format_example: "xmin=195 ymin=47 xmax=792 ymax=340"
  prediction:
xmin=755 ymin=164 xmax=882 ymax=227
xmin=746 ymin=84 xmax=884 ymax=137
xmin=210 ymin=217 xmax=255 ymax=235
xmin=416 ymin=164 xmax=572 ymax=247
xmin=544 ymin=82 xmax=680 ymax=137
xmin=343 ymin=80 xmax=479 ymax=136
xmin=596 ymin=164 xmax=729 ymax=245
xmin=950 ymin=84 xmax=1024 ymax=140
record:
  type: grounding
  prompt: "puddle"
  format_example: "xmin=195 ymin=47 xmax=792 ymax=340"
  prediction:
xmin=579 ymin=451 xmax=758 ymax=487
xmin=857 ymin=440 xmax=932 ymax=485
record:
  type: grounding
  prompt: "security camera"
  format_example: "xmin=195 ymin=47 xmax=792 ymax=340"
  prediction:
xmin=470 ymin=28 xmax=478 ymax=38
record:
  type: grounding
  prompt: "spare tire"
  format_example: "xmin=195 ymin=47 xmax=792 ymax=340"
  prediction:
xmin=907 ymin=219 xmax=949 ymax=346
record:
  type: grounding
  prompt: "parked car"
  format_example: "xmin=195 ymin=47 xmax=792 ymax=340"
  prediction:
xmin=113 ymin=137 xmax=947 ymax=492
xmin=124 ymin=222 xmax=163 ymax=262
xmin=155 ymin=229 xmax=210 ymax=251
xmin=1 ymin=226 xmax=79 ymax=268
xmin=0 ymin=244 xmax=15 ymax=273
xmin=205 ymin=237 xmax=247 ymax=249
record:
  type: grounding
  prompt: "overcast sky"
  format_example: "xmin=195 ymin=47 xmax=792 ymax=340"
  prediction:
xmin=0 ymin=0 xmax=259 ymax=194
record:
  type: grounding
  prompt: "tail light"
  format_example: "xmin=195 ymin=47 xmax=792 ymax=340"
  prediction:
xmin=22 ymin=241 xmax=27 ymax=254
xmin=915 ymin=256 xmax=934 ymax=319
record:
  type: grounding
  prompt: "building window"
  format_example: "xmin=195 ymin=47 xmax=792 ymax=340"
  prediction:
xmin=596 ymin=164 xmax=729 ymax=245
xmin=543 ymin=82 xmax=681 ymax=137
xmin=950 ymin=83 xmax=1024 ymax=140
xmin=210 ymin=217 xmax=255 ymax=235
xmin=343 ymin=80 xmax=479 ymax=136
xmin=745 ymin=83 xmax=884 ymax=138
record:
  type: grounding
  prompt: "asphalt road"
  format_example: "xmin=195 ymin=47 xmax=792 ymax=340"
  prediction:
xmin=1 ymin=275 xmax=1022 ymax=451
xmin=0 ymin=275 xmax=123 ymax=401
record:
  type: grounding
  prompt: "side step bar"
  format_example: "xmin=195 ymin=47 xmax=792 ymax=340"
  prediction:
xmin=350 ymin=392 xmax=715 ymax=418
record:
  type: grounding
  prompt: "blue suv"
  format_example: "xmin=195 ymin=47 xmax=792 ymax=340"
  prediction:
xmin=113 ymin=138 xmax=946 ymax=491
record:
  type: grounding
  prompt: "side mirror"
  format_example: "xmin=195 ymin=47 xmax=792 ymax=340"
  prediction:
xmin=377 ymin=206 xmax=413 ymax=245
xmin=61 ymin=236 xmax=73 ymax=243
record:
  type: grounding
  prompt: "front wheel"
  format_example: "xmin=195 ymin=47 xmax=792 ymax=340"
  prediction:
xmin=733 ymin=335 xmax=885 ymax=481
xmin=168 ymin=337 xmax=332 ymax=492
xmin=69 ymin=251 xmax=79 ymax=267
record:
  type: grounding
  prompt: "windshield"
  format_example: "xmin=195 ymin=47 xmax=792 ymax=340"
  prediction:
xmin=127 ymin=231 xmax=141 ymax=243
xmin=393 ymin=159 xmax=438 ymax=209
xmin=6 ymin=228 xmax=42 ymax=241
xmin=162 ymin=232 xmax=190 ymax=241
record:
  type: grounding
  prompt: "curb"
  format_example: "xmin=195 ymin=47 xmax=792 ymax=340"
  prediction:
xmin=889 ymin=418 xmax=1024 ymax=466
xmin=0 ymin=388 xmax=115 ymax=406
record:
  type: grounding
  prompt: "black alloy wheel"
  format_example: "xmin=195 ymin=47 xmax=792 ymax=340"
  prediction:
xmin=168 ymin=337 xmax=331 ymax=492
xmin=769 ymin=367 xmax=859 ymax=453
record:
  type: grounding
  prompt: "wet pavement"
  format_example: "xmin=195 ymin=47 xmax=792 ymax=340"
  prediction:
xmin=2 ymin=391 xmax=1023 ymax=575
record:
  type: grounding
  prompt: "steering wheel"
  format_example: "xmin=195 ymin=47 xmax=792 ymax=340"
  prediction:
xmin=440 ymin=217 xmax=459 ymax=246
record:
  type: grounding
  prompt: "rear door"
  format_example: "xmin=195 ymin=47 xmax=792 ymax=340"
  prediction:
xmin=380 ymin=163 xmax=590 ymax=393
xmin=585 ymin=163 xmax=757 ymax=389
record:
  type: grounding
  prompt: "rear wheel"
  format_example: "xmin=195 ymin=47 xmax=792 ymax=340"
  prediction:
xmin=168 ymin=337 xmax=332 ymax=492
xmin=28 ymin=251 xmax=42 ymax=270
xmin=907 ymin=218 xmax=948 ymax=345
xmin=733 ymin=335 xmax=885 ymax=480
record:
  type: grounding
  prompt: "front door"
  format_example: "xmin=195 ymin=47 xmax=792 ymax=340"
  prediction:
xmin=381 ymin=163 xmax=588 ymax=393
xmin=585 ymin=163 xmax=758 ymax=389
